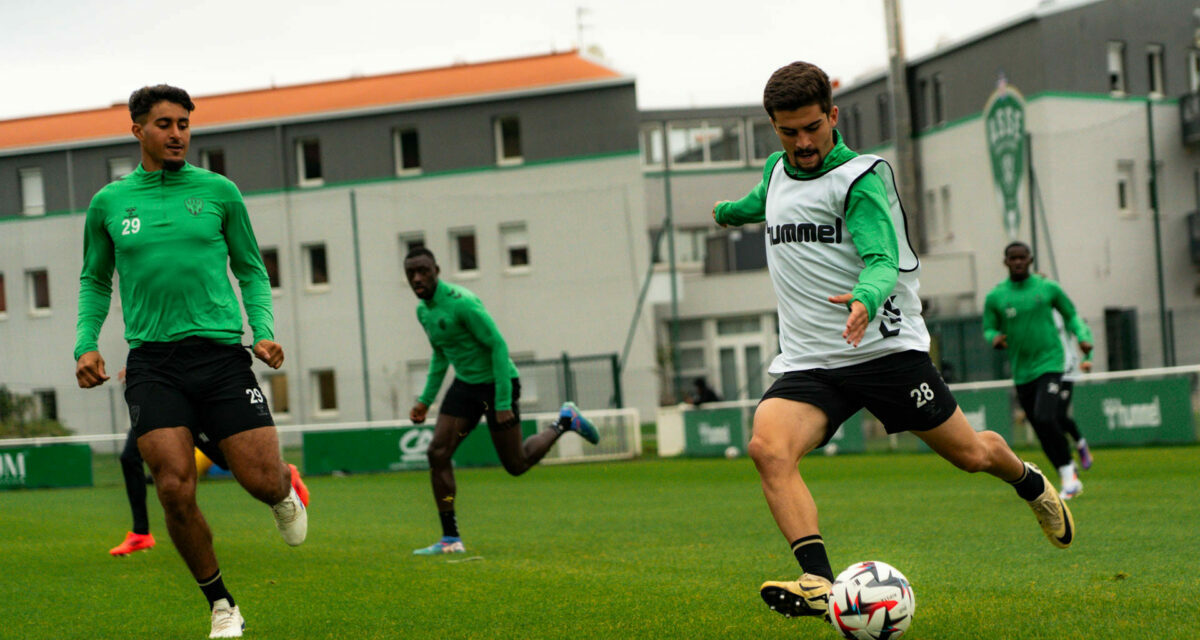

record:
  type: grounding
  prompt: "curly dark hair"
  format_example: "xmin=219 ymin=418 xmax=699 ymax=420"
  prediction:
xmin=128 ymin=84 xmax=194 ymax=123
xmin=404 ymin=246 xmax=436 ymax=262
xmin=762 ymin=62 xmax=832 ymax=118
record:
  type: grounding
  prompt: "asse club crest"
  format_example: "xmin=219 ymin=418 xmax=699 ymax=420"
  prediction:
xmin=984 ymin=76 xmax=1026 ymax=239
xmin=185 ymin=197 xmax=205 ymax=216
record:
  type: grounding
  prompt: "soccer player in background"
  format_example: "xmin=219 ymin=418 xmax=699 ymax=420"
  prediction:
xmin=75 ymin=85 xmax=308 ymax=639
xmin=1055 ymin=309 xmax=1095 ymax=470
xmin=404 ymin=247 xmax=600 ymax=555
xmin=984 ymin=242 xmax=1093 ymax=498
xmin=712 ymin=61 xmax=1074 ymax=627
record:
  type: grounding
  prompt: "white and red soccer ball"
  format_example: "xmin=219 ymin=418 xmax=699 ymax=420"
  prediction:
xmin=829 ymin=561 xmax=916 ymax=640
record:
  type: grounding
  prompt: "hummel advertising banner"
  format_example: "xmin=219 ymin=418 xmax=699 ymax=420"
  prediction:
xmin=1071 ymin=375 xmax=1196 ymax=446
xmin=0 ymin=444 xmax=92 ymax=490
xmin=303 ymin=421 xmax=539 ymax=475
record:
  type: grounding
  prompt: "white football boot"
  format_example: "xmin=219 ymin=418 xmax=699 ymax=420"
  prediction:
xmin=271 ymin=486 xmax=307 ymax=546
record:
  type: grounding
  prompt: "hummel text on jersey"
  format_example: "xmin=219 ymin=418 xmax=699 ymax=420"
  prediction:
xmin=767 ymin=219 xmax=842 ymax=246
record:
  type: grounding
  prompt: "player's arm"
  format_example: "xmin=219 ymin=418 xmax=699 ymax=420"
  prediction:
xmin=74 ymin=195 xmax=116 ymax=387
xmin=413 ymin=342 xmax=449 ymax=423
xmin=1064 ymin=295 xmax=1094 ymax=359
xmin=459 ymin=299 xmax=514 ymax=412
xmin=828 ymin=171 xmax=897 ymax=345
xmin=982 ymin=292 xmax=1006 ymax=349
xmin=713 ymin=152 xmax=777 ymax=227
xmin=221 ymin=184 xmax=277 ymax=358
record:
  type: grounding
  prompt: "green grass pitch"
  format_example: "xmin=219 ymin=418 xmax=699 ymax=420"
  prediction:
xmin=1 ymin=445 xmax=1197 ymax=639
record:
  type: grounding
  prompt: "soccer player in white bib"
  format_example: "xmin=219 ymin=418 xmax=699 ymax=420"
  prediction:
xmin=712 ymin=61 xmax=1076 ymax=625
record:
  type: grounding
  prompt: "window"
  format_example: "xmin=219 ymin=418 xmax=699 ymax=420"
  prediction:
xmin=932 ymin=73 xmax=946 ymax=125
xmin=1108 ymin=41 xmax=1127 ymax=95
xmin=501 ymin=223 xmax=530 ymax=269
xmin=917 ymin=78 xmax=930 ymax=128
xmin=653 ymin=227 xmax=709 ymax=265
xmin=749 ymin=118 xmax=776 ymax=161
xmin=33 ymin=389 xmax=57 ymax=421
xmin=393 ymin=127 xmax=421 ymax=175
xmin=264 ymin=373 xmax=289 ymax=416
xmin=451 ymin=229 xmax=478 ymax=273
xmin=640 ymin=123 xmax=665 ymax=168
xmin=19 ymin=168 xmax=44 ymax=215
xmin=716 ymin=315 xmax=761 ymax=335
xmin=1147 ymin=44 xmax=1165 ymax=97
xmin=313 ymin=369 xmax=337 ymax=413
xmin=108 ymin=157 xmax=134 ymax=182
xmin=304 ymin=244 xmax=329 ymax=287
xmin=666 ymin=119 xmax=744 ymax=167
xmin=400 ymin=233 xmax=425 ymax=257
xmin=494 ymin=116 xmax=523 ymax=165
xmin=925 ymin=189 xmax=940 ymax=239
xmin=200 ymin=148 xmax=226 ymax=176
xmin=261 ymin=247 xmax=281 ymax=289
xmin=297 ymin=139 xmax=323 ymax=187
xmin=1117 ymin=159 xmax=1135 ymax=216
xmin=1190 ymin=50 xmax=1200 ymax=92
xmin=877 ymin=93 xmax=892 ymax=142
xmin=27 ymin=269 xmax=49 ymax=312
xmin=0 ymin=273 xmax=6 ymax=316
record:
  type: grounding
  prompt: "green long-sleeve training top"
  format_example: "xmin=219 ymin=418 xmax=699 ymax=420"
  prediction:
xmin=74 ymin=163 xmax=274 ymax=361
xmin=416 ymin=280 xmax=520 ymax=411
xmin=983 ymin=274 xmax=1087 ymax=385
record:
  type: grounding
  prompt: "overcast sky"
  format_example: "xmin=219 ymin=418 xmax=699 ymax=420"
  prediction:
xmin=0 ymin=0 xmax=1045 ymax=121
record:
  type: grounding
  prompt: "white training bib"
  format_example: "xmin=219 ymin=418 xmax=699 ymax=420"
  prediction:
xmin=764 ymin=154 xmax=930 ymax=373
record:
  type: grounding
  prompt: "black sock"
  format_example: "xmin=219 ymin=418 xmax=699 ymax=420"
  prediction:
xmin=551 ymin=417 xmax=568 ymax=434
xmin=790 ymin=535 xmax=834 ymax=582
xmin=439 ymin=510 xmax=460 ymax=539
xmin=1009 ymin=464 xmax=1046 ymax=501
xmin=198 ymin=570 xmax=234 ymax=609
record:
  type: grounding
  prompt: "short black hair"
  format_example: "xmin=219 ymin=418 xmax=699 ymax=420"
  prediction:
xmin=404 ymin=246 xmax=436 ymax=262
xmin=128 ymin=85 xmax=195 ymax=123
xmin=1004 ymin=241 xmax=1031 ymax=256
xmin=763 ymin=61 xmax=833 ymax=118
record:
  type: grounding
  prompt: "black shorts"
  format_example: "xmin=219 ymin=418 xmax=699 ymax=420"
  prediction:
xmin=761 ymin=350 xmax=958 ymax=446
xmin=124 ymin=337 xmax=274 ymax=464
xmin=439 ymin=378 xmax=521 ymax=433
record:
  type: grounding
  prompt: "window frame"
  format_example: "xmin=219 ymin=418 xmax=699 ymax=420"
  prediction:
xmin=312 ymin=368 xmax=338 ymax=416
xmin=18 ymin=167 xmax=45 ymax=216
xmin=392 ymin=127 xmax=422 ymax=176
xmin=1108 ymin=41 xmax=1127 ymax=96
xmin=26 ymin=268 xmax=50 ymax=315
xmin=0 ymin=272 xmax=7 ymax=319
xmin=450 ymin=228 xmax=479 ymax=276
xmin=500 ymin=222 xmax=531 ymax=273
xmin=107 ymin=157 xmax=134 ymax=182
xmin=303 ymin=243 xmax=330 ymax=291
xmin=296 ymin=138 xmax=324 ymax=187
xmin=1147 ymin=43 xmax=1165 ymax=98
xmin=199 ymin=148 xmax=226 ymax=176
xmin=260 ymin=247 xmax=282 ymax=291
xmin=493 ymin=115 xmax=523 ymax=166
xmin=665 ymin=118 xmax=746 ymax=169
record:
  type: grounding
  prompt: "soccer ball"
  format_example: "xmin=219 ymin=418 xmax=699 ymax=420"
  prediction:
xmin=724 ymin=446 xmax=740 ymax=459
xmin=828 ymin=561 xmax=915 ymax=640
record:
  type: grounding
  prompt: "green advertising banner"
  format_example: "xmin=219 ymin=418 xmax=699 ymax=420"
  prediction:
xmin=1072 ymin=376 xmax=1196 ymax=446
xmin=984 ymin=77 xmax=1027 ymax=238
xmin=683 ymin=408 xmax=746 ymax=457
xmin=303 ymin=421 xmax=538 ymax=475
xmin=0 ymin=444 xmax=92 ymax=490
xmin=955 ymin=388 xmax=1013 ymax=443
xmin=832 ymin=410 xmax=866 ymax=454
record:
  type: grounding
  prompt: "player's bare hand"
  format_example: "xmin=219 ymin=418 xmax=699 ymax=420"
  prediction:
xmin=75 ymin=351 xmax=109 ymax=388
xmin=253 ymin=340 xmax=285 ymax=369
xmin=712 ymin=201 xmax=729 ymax=228
xmin=828 ymin=293 xmax=868 ymax=347
xmin=1079 ymin=340 xmax=1093 ymax=355
xmin=992 ymin=334 xmax=1008 ymax=350
xmin=410 ymin=402 xmax=429 ymax=424
xmin=496 ymin=409 xmax=517 ymax=428
xmin=1080 ymin=361 xmax=1093 ymax=373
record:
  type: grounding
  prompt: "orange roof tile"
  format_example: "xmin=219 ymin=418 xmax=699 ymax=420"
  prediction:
xmin=0 ymin=51 xmax=624 ymax=152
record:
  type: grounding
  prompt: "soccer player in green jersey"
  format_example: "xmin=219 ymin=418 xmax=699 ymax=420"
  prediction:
xmin=403 ymin=247 xmax=600 ymax=555
xmin=713 ymin=62 xmax=1074 ymax=627
xmin=984 ymin=241 xmax=1093 ymax=498
xmin=74 ymin=85 xmax=308 ymax=639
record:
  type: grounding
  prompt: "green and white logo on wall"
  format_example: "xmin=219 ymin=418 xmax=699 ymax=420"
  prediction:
xmin=984 ymin=77 xmax=1026 ymax=238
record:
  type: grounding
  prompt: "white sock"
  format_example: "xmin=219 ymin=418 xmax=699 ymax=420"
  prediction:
xmin=1057 ymin=462 xmax=1077 ymax=487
